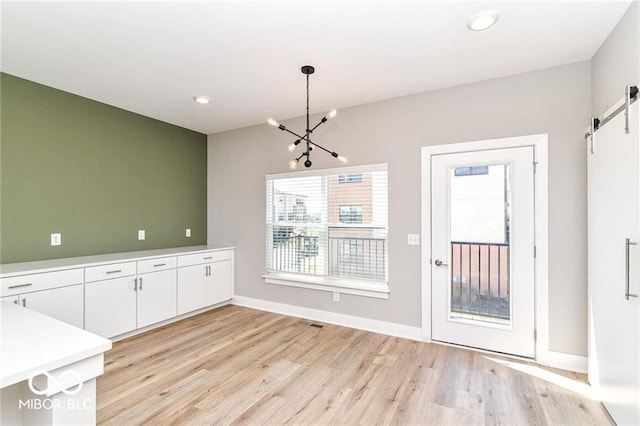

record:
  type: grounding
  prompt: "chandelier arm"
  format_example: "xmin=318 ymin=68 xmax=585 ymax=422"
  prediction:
xmin=282 ymin=127 xmax=307 ymax=140
xmin=308 ymin=141 xmax=337 ymax=156
xmin=310 ymin=119 xmax=328 ymax=133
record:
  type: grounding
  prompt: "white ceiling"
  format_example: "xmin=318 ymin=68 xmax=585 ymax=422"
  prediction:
xmin=1 ymin=1 xmax=632 ymax=135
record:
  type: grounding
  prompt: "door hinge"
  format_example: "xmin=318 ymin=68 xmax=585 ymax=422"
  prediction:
xmin=533 ymin=161 xmax=538 ymax=174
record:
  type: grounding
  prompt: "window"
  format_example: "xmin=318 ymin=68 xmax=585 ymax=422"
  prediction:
xmin=265 ymin=164 xmax=388 ymax=298
xmin=339 ymin=205 xmax=363 ymax=223
xmin=339 ymin=173 xmax=363 ymax=183
xmin=454 ymin=166 xmax=489 ymax=176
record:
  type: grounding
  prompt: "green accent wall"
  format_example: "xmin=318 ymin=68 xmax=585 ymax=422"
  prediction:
xmin=0 ymin=73 xmax=207 ymax=264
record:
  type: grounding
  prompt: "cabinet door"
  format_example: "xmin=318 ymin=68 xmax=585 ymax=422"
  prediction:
xmin=20 ymin=285 xmax=84 ymax=329
xmin=85 ymin=276 xmax=137 ymax=338
xmin=137 ymin=269 xmax=177 ymax=328
xmin=209 ymin=260 xmax=233 ymax=305
xmin=177 ymin=265 xmax=208 ymax=315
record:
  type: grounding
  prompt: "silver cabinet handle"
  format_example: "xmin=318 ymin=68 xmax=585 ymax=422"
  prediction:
xmin=625 ymin=85 xmax=632 ymax=134
xmin=153 ymin=263 xmax=166 ymax=267
xmin=106 ymin=269 xmax=122 ymax=275
xmin=625 ymin=238 xmax=638 ymax=300
xmin=13 ymin=299 xmax=18 ymax=305
xmin=134 ymin=278 xmax=138 ymax=292
xmin=203 ymin=256 xmax=213 ymax=260
xmin=22 ymin=298 xmax=26 ymax=307
xmin=434 ymin=259 xmax=448 ymax=267
xmin=8 ymin=283 xmax=33 ymax=289
xmin=139 ymin=277 xmax=143 ymax=290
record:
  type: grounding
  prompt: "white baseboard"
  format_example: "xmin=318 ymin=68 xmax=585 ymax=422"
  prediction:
xmin=537 ymin=350 xmax=588 ymax=374
xmin=232 ymin=296 xmax=423 ymax=342
xmin=232 ymin=296 xmax=587 ymax=374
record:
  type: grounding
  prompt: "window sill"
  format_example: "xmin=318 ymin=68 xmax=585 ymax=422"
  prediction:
xmin=263 ymin=272 xmax=389 ymax=299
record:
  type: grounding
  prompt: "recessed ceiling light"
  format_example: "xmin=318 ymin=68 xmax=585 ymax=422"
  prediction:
xmin=193 ymin=95 xmax=211 ymax=104
xmin=467 ymin=11 xmax=499 ymax=32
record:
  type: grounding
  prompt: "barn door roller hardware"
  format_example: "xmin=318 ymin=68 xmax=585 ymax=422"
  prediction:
xmin=585 ymin=85 xmax=638 ymax=153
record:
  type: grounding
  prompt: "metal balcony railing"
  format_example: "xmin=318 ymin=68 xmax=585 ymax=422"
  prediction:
xmin=270 ymin=232 xmax=386 ymax=281
xmin=328 ymin=236 xmax=386 ymax=281
xmin=450 ymin=241 xmax=510 ymax=322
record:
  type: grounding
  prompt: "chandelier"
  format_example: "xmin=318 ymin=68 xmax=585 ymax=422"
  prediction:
xmin=267 ymin=65 xmax=347 ymax=169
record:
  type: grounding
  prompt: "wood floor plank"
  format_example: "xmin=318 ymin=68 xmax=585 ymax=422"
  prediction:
xmin=97 ymin=305 xmax=613 ymax=425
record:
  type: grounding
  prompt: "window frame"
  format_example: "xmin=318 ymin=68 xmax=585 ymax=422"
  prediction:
xmin=263 ymin=163 xmax=389 ymax=299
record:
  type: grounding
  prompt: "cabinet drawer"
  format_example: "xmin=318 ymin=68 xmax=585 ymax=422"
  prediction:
xmin=178 ymin=250 xmax=232 ymax=267
xmin=1 ymin=268 xmax=84 ymax=297
xmin=85 ymin=262 xmax=136 ymax=283
xmin=137 ymin=256 xmax=177 ymax=274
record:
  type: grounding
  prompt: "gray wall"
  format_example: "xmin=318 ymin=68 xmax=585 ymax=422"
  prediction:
xmin=208 ymin=61 xmax=591 ymax=356
xmin=592 ymin=1 xmax=639 ymax=115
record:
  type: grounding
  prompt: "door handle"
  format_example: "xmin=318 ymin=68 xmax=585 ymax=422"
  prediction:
xmin=139 ymin=277 xmax=143 ymax=290
xmin=134 ymin=278 xmax=138 ymax=292
xmin=434 ymin=259 xmax=448 ymax=267
xmin=625 ymin=238 xmax=638 ymax=300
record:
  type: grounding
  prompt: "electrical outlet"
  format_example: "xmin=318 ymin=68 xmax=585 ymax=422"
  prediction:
xmin=186 ymin=228 xmax=191 ymax=237
xmin=138 ymin=230 xmax=145 ymax=240
xmin=51 ymin=233 xmax=61 ymax=246
xmin=333 ymin=292 xmax=340 ymax=302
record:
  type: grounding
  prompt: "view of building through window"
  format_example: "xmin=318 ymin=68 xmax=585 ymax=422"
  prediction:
xmin=450 ymin=164 xmax=511 ymax=323
xmin=266 ymin=166 xmax=388 ymax=282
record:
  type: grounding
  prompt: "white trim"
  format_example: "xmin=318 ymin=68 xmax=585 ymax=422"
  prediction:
xmin=537 ymin=350 xmax=588 ymax=374
xmin=421 ymin=134 xmax=550 ymax=362
xmin=266 ymin=162 xmax=388 ymax=180
xmin=232 ymin=295 xmax=422 ymax=341
xmin=263 ymin=272 xmax=389 ymax=299
xmin=232 ymin=295 xmax=586 ymax=372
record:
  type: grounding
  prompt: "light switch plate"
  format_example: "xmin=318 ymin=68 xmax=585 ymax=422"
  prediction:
xmin=51 ymin=233 xmax=62 ymax=246
xmin=138 ymin=230 xmax=145 ymax=240
xmin=407 ymin=234 xmax=420 ymax=246
xmin=186 ymin=228 xmax=191 ymax=237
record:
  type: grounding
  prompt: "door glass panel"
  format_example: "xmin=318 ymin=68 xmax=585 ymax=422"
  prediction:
xmin=450 ymin=164 xmax=511 ymax=325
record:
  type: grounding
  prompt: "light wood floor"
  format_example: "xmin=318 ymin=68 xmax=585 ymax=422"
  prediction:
xmin=97 ymin=305 xmax=612 ymax=425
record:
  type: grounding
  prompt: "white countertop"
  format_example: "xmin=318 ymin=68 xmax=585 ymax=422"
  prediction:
xmin=0 ymin=245 xmax=235 ymax=278
xmin=0 ymin=302 xmax=112 ymax=388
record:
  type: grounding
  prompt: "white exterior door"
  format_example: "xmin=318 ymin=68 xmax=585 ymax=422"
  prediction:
xmin=431 ymin=146 xmax=536 ymax=358
xmin=588 ymin=100 xmax=640 ymax=425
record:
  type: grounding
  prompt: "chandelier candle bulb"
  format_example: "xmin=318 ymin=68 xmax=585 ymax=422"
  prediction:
xmin=338 ymin=155 xmax=348 ymax=163
xmin=288 ymin=143 xmax=297 ymax=152
xmin=325 ymin=109 xmax=338 ymax=120
xmin=267 ymin=118 xmax=280 ymax=128
xmin=288 ymin=159 xmax=299 ymax=169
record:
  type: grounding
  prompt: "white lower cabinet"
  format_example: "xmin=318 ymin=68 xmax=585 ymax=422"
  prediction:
xmin=85 ymin=258 xmax=178 ymax=338
xmin=1 ymin=246 xmax=233 ymax=339
xmin=177 ymin=250 xmax=234 ymax=315
xmin=177 ymin=264 xmax=209 ymax=315
xmin=0 ymin=285 xmax=84 ymax=329
xmin=85 ymin=275 xmax=137 ymax=338
xmin=210 ymin=259 xmax=233 ymax=304
xmin=137 ymin=268 xmax=177 ymax=329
